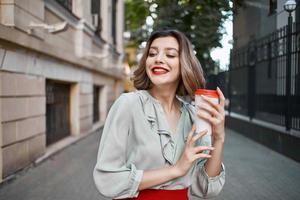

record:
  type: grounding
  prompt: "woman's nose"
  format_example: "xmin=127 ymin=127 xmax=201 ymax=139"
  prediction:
xmin=155 ymin=52 xmax=164 ymax=63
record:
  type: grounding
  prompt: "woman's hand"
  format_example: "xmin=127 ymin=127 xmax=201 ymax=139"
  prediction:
xmin=196 ymin=87 xmax=226 ymax=142
xmin=173 ymin=126 xmax=214 ymax=177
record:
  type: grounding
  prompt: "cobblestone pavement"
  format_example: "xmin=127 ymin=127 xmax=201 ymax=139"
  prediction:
xmin=0 ymin=128 xmax=299 ymax=200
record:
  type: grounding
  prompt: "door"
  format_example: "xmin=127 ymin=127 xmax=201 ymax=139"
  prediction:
xmin=46 ymin=80 xmax=70 ymax=146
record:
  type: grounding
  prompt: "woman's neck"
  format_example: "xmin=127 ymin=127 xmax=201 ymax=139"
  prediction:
xmin=149 ymin=86 xmax=179 ymax=113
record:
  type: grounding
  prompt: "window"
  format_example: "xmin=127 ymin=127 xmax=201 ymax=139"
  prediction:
xmin=91 ymin=0 xmax=102 ymax=34
xmin=269 ymin=0 xmax=277 ymax=15
xmin=112 ymin=0 xmax=117 ymax=45
xmin=55 ymin=0 xmax=72 ymax=12
xmin=93 ymin=85 xmax=100 ymax=123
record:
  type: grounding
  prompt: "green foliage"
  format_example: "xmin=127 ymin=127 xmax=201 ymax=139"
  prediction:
xmin=125 ymin=0 xmax=243 ymax=73
xmin=125 ymin=0 xmax=151 ymax=47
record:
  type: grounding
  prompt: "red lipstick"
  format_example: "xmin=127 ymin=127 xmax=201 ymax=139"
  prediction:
xmin=151 ymin=66 xmax=169 ymax=75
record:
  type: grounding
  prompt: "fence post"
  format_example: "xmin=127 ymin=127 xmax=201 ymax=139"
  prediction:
xmin=285 ymin=18 xmax=293 ymax=131
xmin=228 ymin=70 xmax=232 ymax=114
xmin=248 ymin=42 xmax=256 ymax=119
xmin=228 ymin=51 xmax=232 ymax=114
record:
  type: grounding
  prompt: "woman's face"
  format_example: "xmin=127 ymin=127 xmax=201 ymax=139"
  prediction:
xmin=145 ymin=36 xmax=180 ymax=88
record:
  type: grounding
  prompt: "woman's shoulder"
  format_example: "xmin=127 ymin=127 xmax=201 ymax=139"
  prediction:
xmin=107 ymin=92 xmax=142 ymax=119
xmin=120 ymin=90 xmax=157 ymax=105
xmin=113 ymin=91 xmax=145 ymax=109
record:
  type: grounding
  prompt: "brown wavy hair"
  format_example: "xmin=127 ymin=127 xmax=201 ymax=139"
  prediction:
xmin=132 ymin=29 xmax=205 ymax=97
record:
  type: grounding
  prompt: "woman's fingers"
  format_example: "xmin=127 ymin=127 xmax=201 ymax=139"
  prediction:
xmin=200 ymin=93 xmax=225 ymax=115
xmin=186 ymin=124 xmax=196 ymax=145
xmin=197 ymin=110 xmax=218 ymax=124
xmin=197 ymin=105 xmax=221 ymax=119
xmin=194 ymin=146 xmax=214 ymax=154
xmin=200 ymin=95 xmax=220 ymax=111
xmin=194 ymin=153 xmax=212 ymax=159
xmin=190 ymin=129 xmax=208 ymax=147
xmin=217 ymin=87 xmax=226 ymax=108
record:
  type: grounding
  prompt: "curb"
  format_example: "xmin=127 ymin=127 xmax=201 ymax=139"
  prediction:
xmin=35 ymin=122 xmax=104 ymax=165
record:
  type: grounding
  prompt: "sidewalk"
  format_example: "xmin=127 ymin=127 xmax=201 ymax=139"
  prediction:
xmin=0 ymin=128 xmax=299 ymax=200
xmin=215 ymin=129 xmax=300 ymax=200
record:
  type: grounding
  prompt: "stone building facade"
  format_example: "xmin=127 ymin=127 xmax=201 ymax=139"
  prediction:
xmin=0 ymin=0 xmax=125 ymax=182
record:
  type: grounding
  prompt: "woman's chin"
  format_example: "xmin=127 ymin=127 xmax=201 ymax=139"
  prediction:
xmin=150 ymin=80 xmax=178 ymax=89
xmin=150 ymin=77 xmax=168 ymax=85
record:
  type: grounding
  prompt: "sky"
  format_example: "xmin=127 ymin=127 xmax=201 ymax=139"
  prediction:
xmin=210 ymin=17 xmax=233 ymax=71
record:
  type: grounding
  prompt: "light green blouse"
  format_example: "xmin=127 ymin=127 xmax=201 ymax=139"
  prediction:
xmin=93 ymin=90 xmax=225 ymax=199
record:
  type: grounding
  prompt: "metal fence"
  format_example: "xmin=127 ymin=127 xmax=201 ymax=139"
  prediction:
xmin=224 ymin=22 xmax=300 ymax=131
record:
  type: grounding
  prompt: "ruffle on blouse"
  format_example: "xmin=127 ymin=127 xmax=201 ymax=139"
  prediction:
xmin=136 ymin=90 xmax=194 ymax=165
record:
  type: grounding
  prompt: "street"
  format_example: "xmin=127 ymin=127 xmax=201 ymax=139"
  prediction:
xmin=0 ymin=128 xmax=299 ymax=200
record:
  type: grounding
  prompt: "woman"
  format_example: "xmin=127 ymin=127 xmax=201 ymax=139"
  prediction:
xmin=93 ymin=29 xmax=226 ymax=199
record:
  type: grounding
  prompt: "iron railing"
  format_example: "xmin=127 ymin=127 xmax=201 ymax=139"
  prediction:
xmin=224 ymin=22 xmax=300 ymax=131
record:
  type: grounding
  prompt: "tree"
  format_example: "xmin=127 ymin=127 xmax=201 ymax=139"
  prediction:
xmin=125 ymin=0 xmax=243 ymax=74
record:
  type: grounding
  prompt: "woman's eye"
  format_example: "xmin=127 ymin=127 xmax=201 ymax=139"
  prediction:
xmin=167 ymin=54 xmax=176 ymax=58
xmin=148 ymin=53 xmax=156 ymax=57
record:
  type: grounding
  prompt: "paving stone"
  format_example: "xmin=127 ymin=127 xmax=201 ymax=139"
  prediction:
xmin=0 ymin=128 xmax=299 ymax=200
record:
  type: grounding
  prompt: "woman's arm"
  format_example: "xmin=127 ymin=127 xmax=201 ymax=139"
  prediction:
xmin=94 ymin=95 xmax=143 ymax=199
xmin=204 ymin=138 xmax=224 ymax=176
xmin=138 ymin=126 xmax=214 ymax=190
xmin=138 ymin=165 xmax=179 ymax=190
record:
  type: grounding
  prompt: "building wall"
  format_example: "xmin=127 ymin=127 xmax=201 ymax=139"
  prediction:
xmin=0 ymin=73 xmax=2 ymax=182
xmin=233 ymin=0 xmax=299 ymax=49
xmin=233 ymin=0 xmax=277 ymax=49
xmin=0 ymin=0 xmax=125 ymax=181
xmin=1 ymin=69 xmax=46 ymax=177
xmin=297 ymin=0 xmax=300 ymax=24
xmin=73 ymin=0 xmax=92 ymax=25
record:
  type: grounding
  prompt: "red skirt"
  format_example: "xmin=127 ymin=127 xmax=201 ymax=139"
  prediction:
xmin=117 ymin=188 xmax=188 ymax=200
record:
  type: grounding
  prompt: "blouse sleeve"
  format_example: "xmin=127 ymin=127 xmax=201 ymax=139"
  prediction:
xmin=189 ymin=132 xmax=225 ymax=198
xmin=93 ymin=94 xmax=143 ymax=199
xmin=189 ymin=162 xmax=225 ymax=199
